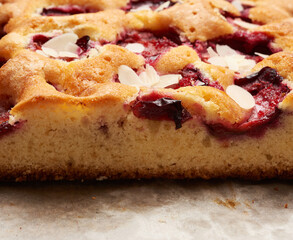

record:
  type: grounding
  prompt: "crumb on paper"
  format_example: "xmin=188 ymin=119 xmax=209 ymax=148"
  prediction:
xmin=274 ymin=187 xmax=279 ymax=191
xmin=214 ymin=198 xmax=240 ymax=209
xmin=92 ymin=196 xmax=96 ymax=200
xmin=284 ymin=203 xmax=288 ymax=209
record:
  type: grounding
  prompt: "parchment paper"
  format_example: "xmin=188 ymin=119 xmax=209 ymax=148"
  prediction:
xmin=0 ymin=180 xmax=292 ymax=240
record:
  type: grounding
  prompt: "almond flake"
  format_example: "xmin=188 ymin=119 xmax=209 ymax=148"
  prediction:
xmin=226 ymin=85 xmax=255 ymax=110
xmin=118 ymin=65 xmax=143 ymax=87
xmin=231 ymin=0 xmax=244 ymax=12
xmin=154 ymin=74 xmax=182 ymax=88
xmin=234 ymin=19 xmax=259 ymax=30
xmin=43 ymin=33 xmax=78 ymax=52
xmin=155 ymin=1 xmax=170 ymax=12
xmin=207 ymin=44 xmax=256 ymax=75
xmin=65 ymin=42 xmax=79 ymax=53
xmin=125 ymin=43 xmax=145 ymax=53
xmin=216 ymin=45 xmax=237 ymax=56
xmin=41 ymin=46 xmax=59 ymax=58
xmin=143 ymin=64 xmax=160 ymax=85
xmin=255 ymin=52 xmax=269 ymax=59
xmin=130 ymin=5 xmax=152 ymax=12
xmin=208 ymin=56 xmax=228 ymax=68
xmin=36 ymin=50 xmax=48 ymax=57
xmin=58 ymin=51 xmax=78 ymax=58
xmin=118 ymin=65 xmax=181 ymax=88
xmin=207 ymin=47 xmax=218 ymax=58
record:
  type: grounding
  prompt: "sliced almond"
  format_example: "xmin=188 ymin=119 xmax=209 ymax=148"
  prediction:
xmin=41 ymin=46 xmax=59 ymax=58
xmin=146 ymin=65 xmax=161 ymax=85
xmin=208 ymin=56 xmax=228 ymax=68
xmin=231 ymin=0 xmax=244 ymax=12
xmin=154 ymin=74 xmax=182 ymax=88
xmin=43 ymin=33 xmax=79 ymax=52
xmin=226 ymin=85 xmax=255 ymax=110
xmin=255 ymin=52 xmax=269 ymax=59
xmin=36 ymin=50 xmax=48 ymax=57
xmin=118 ymin=65 xmax=143 ymax=87
xmin=59 ymin=51 xmax=78 ymax=58
xmin=216 ymin=45 xmax=237 ymax=56
xmin=130 ymin=5 xmax=152 ymax=12
xmin=225 ymin=55 xmax=241 ymax=71
xmin=65 ymin=42 xmax=79 ymax=53
xmin=234 ymin=19 xmax=259 ymax=30
xmin=125 ymin=43 xmax=145 ymax=53
xmin=207 ymin=47 xmax=218 ymax=58
xmin=155 ymin=1 xmax=170 ymax=12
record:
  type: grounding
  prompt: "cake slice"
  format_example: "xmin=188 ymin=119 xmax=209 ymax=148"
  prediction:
xmin=0 ymin=0 xmax=293 ymax=181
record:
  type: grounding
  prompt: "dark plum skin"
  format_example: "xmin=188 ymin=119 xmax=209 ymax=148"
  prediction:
xmin=122 ymin=0 xmax=176 ymax=12
xmin=76 ymin=35 xmax=91 ymax=52
xmin=30 ymin=34 xmax=52 ymax=50
xmin=175 ymin=64 xmax=223 ymax=90
xmin=236 ymin=67 xmax=290 ymax=130
xmin=194 ymin=31 xmax=278 ymax=63
xmin=41 ymin=5 xmax=98 ymax=16
xmin=117 ymin=30 xmax=183 ymax=65
xmin=0 ymin=112 xmax=22 ymax=138
xmin=208 ymin=67 xmax=290 ymax=138
xmin=131 ymin=93 xmax=192 ymax=129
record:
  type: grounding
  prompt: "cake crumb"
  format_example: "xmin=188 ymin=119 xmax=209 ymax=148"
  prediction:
xmin=92 ymin=196 xmax=96 ymax=200
xmin=214 ymin=198 xmax=240 ymax=209
xmin=274 ymin=187 xmax=279 ymax=191
xmin=284 ymin=203 xmax=288 ymax=208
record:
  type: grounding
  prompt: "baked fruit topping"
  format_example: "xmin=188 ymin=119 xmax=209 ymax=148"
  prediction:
xmin=29 ymin=33 xmax=97 ymax=61
xmin=123 ymin=0 xmax=177 ymax=12
xmin=208 ymin=66 xmax=291 ymax=137
xmin=117 ymin=30 xmax=183 ymax=65
xmin=40 ymin=5 xmax=98 ymax=16
xmin=131 ymin=93 xmax=192 ymax=129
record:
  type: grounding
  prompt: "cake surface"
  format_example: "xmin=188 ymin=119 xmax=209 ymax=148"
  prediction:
xmin=0 ymin=0 xmax=293 ymax=181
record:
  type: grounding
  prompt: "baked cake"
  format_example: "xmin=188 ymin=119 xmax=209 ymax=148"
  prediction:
xmin=0 ymin=0 xmax=293 ymax=181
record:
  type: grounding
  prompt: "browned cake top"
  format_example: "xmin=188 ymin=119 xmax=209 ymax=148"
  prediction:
xmin=1 ymin=0 xmax=293 ymax=133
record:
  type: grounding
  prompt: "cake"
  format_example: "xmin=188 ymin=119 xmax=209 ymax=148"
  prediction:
xmin=0 ymin=0 xmax=293 ymax=181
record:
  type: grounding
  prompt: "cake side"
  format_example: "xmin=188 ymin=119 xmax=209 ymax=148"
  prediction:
xmin=1 ymin=99 xmax=293 ymax=181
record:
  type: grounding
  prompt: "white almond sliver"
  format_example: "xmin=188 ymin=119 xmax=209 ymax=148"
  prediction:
xmin=154 ymin=74 xmax=182 ymax=88
xmin=226 ymin=85 xmax=255 ymax=110
xmin=125 ymin=43 xmax=145 ymax=53
xmin=155 ymin=1 xmax=170 ymax=12
xmin=208 ymin=56 xmax=228 ymax=68
xmin=130 ymin=5 xmax=152 ymax=12
xmin=65 ymin=42 xmax=79 ymax=54
xmin=118 ymin=65 xmax=143 ymax=87
xmin=231 ymin=0 xmax=244 ymax=12
xmin=36 ymin=50 xmax=48 ymax=57
xmin=237 ymin=59 xmax=256 ymax=75
xmin=234 ymin=19 xmax=259 ymax=30
xmin=255 ymin=52 xmax=269 ymax=59
xmin=139 ymin=72 xmax=153 ymax=87
xmin=59 ymin=51 xmax=78 ymax=58
xmin=207 ymin=47 xmax=219 ymax=58
xmin=143 ymin=64 xmax=160 ymax=85
xmin=216 ymin=44 xmax=237 ymax=56
xmin=41 ymin=46 xmax=59 ymax=58
xmin=43 ymin=33 xmax=79 ymax=52
xmin=225 ymin=55 xmax=241 ymax=72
